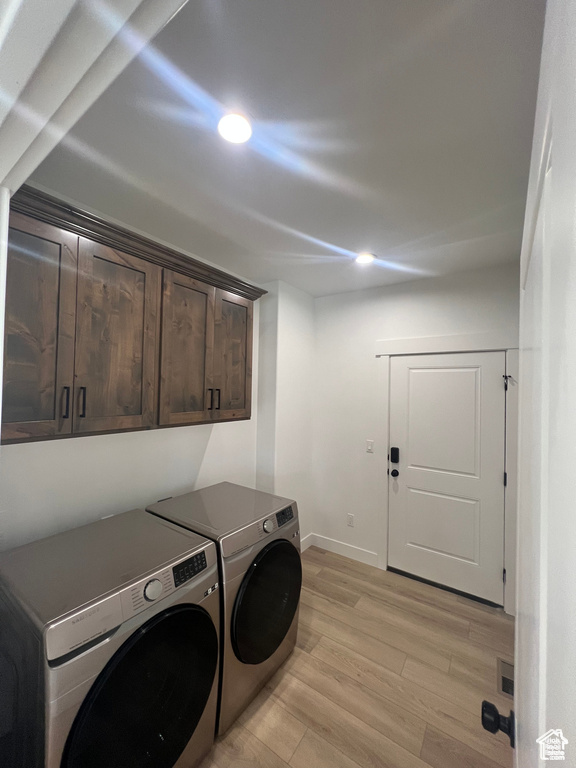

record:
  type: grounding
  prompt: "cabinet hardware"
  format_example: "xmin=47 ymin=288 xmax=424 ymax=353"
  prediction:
xmin=215 ymin=389 xmax=221 ymax=410
xmin=79 ymin=387 xmax=87 ymax=418
xmin=207 ymin=389 xmax=214 ymax=410
xmin=62 ymin=387 xmax=70 ymax=419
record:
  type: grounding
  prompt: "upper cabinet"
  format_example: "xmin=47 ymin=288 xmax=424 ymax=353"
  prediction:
xmin=2 ymin=214 xmax=77 ymax=441
xmin=2 ymin=187 xmax=265 ymax=443
xmin=73 ymin=239 xmax=160 ymax=434
xmin=158 ymin=276 xmax=253 ymax=426
xmin=159 ymin=271 xmax=215 ymax=426
xmin=213 ymin=290 xmax=252 ymax=421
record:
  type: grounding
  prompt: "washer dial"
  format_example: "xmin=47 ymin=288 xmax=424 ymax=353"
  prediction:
xmin=143 ymin=578 xmax=163 ymax=602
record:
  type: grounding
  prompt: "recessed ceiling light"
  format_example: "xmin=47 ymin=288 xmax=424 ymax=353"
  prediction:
xmin=217 ymin=113 xmax=252 ymax=144
xmin=356 ymin=252 xmax=375 ymax=264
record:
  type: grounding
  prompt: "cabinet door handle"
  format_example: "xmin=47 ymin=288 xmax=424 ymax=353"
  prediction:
xmin=62 ymin=387 xmax=70 ymax=419
xmin=207 ymin=388 xmax=214 ymax=410
xmin=215 ymin=389 xmax=221 ymax=410
xmin=79 ymin=387 xmax=87 ymax=418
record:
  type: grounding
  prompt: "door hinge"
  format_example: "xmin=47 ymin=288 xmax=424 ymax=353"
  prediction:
xmin=504 ymin=472 xmax=507 ymax=487
xmin=503 ymin=568 xmax=507 ymax=584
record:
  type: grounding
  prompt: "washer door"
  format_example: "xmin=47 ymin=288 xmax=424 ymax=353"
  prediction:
xmin=61 ymin=605 xmax=218 ymax=768
xmin=231 ymin=539 xmax=302 ymax=665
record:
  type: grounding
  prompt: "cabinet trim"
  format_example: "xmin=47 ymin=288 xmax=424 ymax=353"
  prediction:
xmin=11 ymin=185 xmax=266 ymax=302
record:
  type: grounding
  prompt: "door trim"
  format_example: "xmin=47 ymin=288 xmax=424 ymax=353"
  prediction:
xmin=375 ymin=330 xmax=518 ymax=357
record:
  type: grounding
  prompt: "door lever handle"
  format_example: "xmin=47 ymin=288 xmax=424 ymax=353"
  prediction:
xmin=482 ymin=701 xmax=515 ymax=748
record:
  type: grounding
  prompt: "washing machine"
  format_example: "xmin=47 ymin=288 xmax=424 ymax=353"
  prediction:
xmin=147 ymin=482 xmax=302 ymax=735
xmin=0 ymin=508 xmax=220 ymax=768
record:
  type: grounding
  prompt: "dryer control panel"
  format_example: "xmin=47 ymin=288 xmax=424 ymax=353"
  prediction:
xmin=220 ymin=504 xmax=300 ymax=557
xmin=276 ymin=506 xmax=294 ymax=527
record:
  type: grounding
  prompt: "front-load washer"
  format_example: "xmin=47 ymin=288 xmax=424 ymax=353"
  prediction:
xmin=147 ymin=482 xmax=301 ymax=735
xmin=0 ymin=509 xmax=220 ymax=768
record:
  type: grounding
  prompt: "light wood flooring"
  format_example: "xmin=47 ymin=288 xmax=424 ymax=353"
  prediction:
xmin=199 ymin=546 xmax=515 ymax=768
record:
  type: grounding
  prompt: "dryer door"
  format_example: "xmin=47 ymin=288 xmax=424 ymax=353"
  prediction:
xmin=231 ymin=539 xmax=302 ymax=665
xmin=61 ymin=605 xmax=218 ymax=768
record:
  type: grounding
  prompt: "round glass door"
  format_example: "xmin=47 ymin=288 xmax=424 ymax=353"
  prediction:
xmin=61 ymin=605 xmax=218 ymax=768
xmin=231 ymin=539 xmax=302 ymax=665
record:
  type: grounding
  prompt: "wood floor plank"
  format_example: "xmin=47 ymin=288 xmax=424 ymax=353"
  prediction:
xmin=304 ymin=548 xmax=461 ymax=608
xmin=237 ymin=685 xmax=307 ymax=762
xmin=298 ymin=601 xmax=407 ymax=674
xmin=356 ymin=593 xmax=512 ymax=666
xmin=310 ymin=635 xmax=511 ymax=767
xmin=469 ymin=622 xmax=515 ymax=657
xmin=301 ymin=588 xmax=451 ymax=671
xmin=305 ymin=549 xmax=513 ymax=635
xmin=196 ymin=754 xmax=222 ymax=768
xmin=301 ymin=560 xmax=322 ymax=578
xmin=449 ymin=650 xmax=507 ymax=692
xmin=420 ymin=725 xmax=508 ymax=768
xmin=355 ymin=593 xmax=470 ymax=640
xmin=282 ymin=646 xmax=427 ymax=757
xmin=211 ymin=723 xmax=291 ymax=768
xmin=268 ymin=671 xmax=432 ymax=768
xmin=290 ymin=729 xmax=363 ymax=768
xmin=402 ymin=657 xmax=514 ymax=718
xmin=295 ymin=621 xmax=322 ymax=653
xmin=313 ymin=565 xmax=471 ymax=636
xmin=303 ymin=572 xmax=360 ymax=607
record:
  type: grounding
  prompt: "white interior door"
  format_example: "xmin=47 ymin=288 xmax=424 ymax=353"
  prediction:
xmin=388 ymin=352 xmax=506 ymax=604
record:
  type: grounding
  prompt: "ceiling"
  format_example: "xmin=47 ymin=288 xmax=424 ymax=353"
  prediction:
xmin=30 ymin=0 xmax=546 ymax=297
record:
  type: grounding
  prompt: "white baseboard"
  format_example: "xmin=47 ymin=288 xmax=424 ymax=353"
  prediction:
xmin=301 ymin=533 xmax=378 ymax=567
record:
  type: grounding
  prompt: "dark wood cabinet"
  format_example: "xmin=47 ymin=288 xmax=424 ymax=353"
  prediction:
xmin=159 ymin=279 xmax=253 ymax=426
xmin=212 ymin=290 xmax=252 ymax=421
xmin=159 ymin=271 xmax=215 ymax=426
xmin=2 ymin=188 xmax=263 ymax=443
xmin=73 ymin=239 xmax=160 ymax=433
xmin=2 ymin=214 xmax=77 ymax=441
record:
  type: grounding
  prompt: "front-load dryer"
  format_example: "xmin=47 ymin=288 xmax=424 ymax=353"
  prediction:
xmin=147 ymin=482 xmax=301 ymax=735
xmin=0 ymin=509 xmax=220 ymax=768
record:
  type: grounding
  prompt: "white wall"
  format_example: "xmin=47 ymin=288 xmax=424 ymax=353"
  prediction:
xmin=515 ymin=0 xmax=576 ymax=762
xmin=257 ymin=282 xmax=315 ymax=542
xmin=0 ymin=302 xmax=260 ymax=551
xmin=311 ymin=262 xmax=520 ymax=564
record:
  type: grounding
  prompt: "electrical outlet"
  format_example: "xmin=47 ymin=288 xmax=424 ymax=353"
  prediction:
xmin=366 ymin=439 xmax=374 ymax=453
xmin=347 ymin=513 xmax=354 ymax=527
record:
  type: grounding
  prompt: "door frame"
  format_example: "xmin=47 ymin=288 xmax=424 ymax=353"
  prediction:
xmin=375 ymin=331 xmax=519 ymax=615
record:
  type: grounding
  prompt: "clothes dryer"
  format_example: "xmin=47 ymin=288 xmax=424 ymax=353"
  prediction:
xmin=147 ymin=482 xmax=301 ymax=735
xmin=0 ymin=509 xmax=220 ymax=768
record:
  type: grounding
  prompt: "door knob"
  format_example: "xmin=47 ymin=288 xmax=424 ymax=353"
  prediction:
xmin=391 ymin=469 xmax=399 ymax=478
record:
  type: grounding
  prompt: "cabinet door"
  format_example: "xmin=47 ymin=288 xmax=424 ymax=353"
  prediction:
xmin=212 ymin=290 xmax=253 ymax=421
xmin=74 ymin=238 xmax=160 ymax=433
xmin=2 ymin=214 xmax=77 ymax=441
xmin=159 ymin=271 xmax=215 ymax=425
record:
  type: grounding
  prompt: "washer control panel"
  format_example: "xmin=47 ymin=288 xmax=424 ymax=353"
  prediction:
xmin=276 ymin=505 xmax=294 ymax=527
xmin=172 ymin=550 xmax=207 ymax=588
xmin=45 ymin=543 xmax=216 ymax=662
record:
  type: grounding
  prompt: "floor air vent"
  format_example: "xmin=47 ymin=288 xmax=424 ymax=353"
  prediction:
xmin=497 ymin=659 xmax=514 ymax=698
